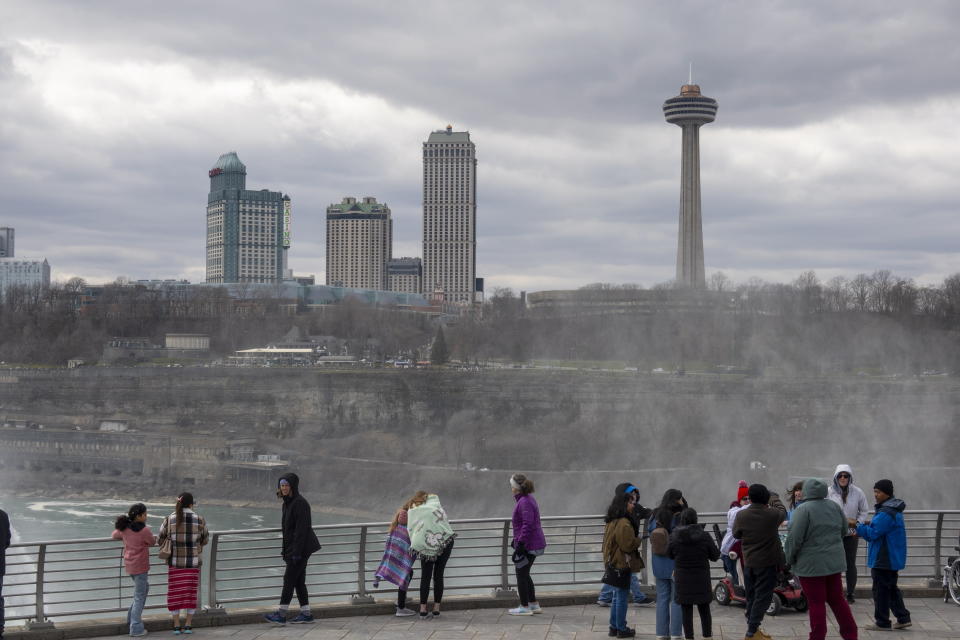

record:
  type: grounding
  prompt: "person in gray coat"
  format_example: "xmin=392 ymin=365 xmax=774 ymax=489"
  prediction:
xmin=784 ymin=479 xmax=857 ymax=640
xmin=826 ymin=464 xmax=869 ymax=602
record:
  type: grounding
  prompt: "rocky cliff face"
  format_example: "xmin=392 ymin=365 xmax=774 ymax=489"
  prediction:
xmin=1 ymin=367 xmax=956 ymax=516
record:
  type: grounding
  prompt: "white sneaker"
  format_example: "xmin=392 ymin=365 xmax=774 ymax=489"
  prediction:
xmin=529 ymin=603 xmax=543 ymax=614
xmin=508 ymin=606 xmax=534 ymax=616
xmin=395 ymin=607 xmax=417 ymax=617
xmin=130 ymin=631 xmax=148 ymax=638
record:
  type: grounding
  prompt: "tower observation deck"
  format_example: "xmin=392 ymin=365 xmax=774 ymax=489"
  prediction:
xmin=663 ymin=84 xmax=718 ymax=289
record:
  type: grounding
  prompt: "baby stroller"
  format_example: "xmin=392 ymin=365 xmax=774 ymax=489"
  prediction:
xmin=712 ymin=524 xmax=807 ymax=615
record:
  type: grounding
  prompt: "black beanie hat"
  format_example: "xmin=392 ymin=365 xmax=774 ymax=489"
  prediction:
xmin=748 ymin=483 xmax=770 ymax=504
xmin=874 ymin=479 xmax=894 ymax=497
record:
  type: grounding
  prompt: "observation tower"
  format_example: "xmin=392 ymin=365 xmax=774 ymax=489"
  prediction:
xmin=662 ymin=80 xmax=718 ymax=289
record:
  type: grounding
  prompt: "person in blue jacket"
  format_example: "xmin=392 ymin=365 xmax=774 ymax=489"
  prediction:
xmin=852 ymin=479 xmax=911 ymax=631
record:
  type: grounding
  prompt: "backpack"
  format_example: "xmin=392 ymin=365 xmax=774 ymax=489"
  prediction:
xmin=650 ymin=525 xmax=669 ymax=556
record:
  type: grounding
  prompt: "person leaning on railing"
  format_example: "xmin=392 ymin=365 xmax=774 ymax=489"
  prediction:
xmin=408 ymin=493 xmax=456 ymax=619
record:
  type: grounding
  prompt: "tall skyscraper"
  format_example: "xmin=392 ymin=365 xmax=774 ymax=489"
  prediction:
xmin=325 ymin=196 xmax=392 ymax=289
xmin=206 ymin=152 xmax=291 ymax=284
xmin=663 ymin=82 xmax=718 ymax=289
xmin=422 ymin=125 xmax=477 ymax=304
xmin=0 ymin=227 xmax=13 ymax=257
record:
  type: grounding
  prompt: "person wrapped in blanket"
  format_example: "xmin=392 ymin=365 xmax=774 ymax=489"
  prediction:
xmin=407 ymin=493 xmax=456 ymax=618
xmin=374 ymin=492 xmax=424 ymax=617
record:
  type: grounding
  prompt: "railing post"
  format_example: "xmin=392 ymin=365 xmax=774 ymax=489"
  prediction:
xmin=493 ymin=520 xmax=515 ymax=599
xmin=930 ymin=512 xmax=945 ymax=587
xmin=351 ymin=525 xmax=375 ymax=604
xmin=640 ymin=518 xmax=649 ymax=586
xmin=26 ymin=544 xmax=54 ymax=630
xmin=205 ymin=532 xmax=226 ymax=614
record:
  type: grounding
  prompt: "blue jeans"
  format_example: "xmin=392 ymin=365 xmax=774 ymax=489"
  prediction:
xmin=655 ymin=577 xmax=682 ymax=637
xmin=127 ymin=572 xmax=149 ymax=635
xmin=599 ymin=574 xmax=649 ymax=603
xmin=609 ymin=585 xmax=629 ymax=631
xmin=722 ymin=555 xmax=740 ymax=586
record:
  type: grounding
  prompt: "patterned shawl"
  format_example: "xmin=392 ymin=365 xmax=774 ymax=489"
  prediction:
xmin=374 ymin=524 xmax=415 ymax=590
xmin=408 ymin=494 xmax=456 ymax=559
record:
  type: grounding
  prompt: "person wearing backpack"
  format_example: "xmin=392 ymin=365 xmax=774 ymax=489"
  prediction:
xmin=649 ymin=489 xmax=687 ymax=640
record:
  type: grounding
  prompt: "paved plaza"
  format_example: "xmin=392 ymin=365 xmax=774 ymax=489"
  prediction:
xmin=74 ymin=598 xmax=960 ymax=640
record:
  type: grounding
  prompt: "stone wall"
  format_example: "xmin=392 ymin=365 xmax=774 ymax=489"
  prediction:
xmin=0 ymin=367 xmax=956 ymax=514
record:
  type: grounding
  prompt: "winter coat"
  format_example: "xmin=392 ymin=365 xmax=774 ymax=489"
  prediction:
xmin=157 ymin=509 xmax=209 ymax=569
xmin=603 ymin=517 xmax=643 ymax=572
xmin=0 ymin=508 xmax=9 ymax=576
xmin=732 ymin=493 xmax=786 ymax=568
xmin=279 ymin=472 xmax=322 ymax=562
xmin=667 ymin=524 xmax=720 ymax=605
xmin=857 ymin=497 xmax=907 ymax=571
xmin=720 ymin=503 xmax=744 ymax=555
xmin=512 ymin=493 xmax=547 ymax=552
xmin=826 ymin=464 xmax=869 ymax=534
xmin=112 ymin=522 xmax=157 ymax=575
xmin=782 ymin=478 xmax=847 ymax=577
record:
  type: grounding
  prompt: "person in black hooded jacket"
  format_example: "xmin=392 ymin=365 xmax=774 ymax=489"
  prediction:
xmin=668 ymin=508 xmax=720 ymax=640
xmin=264 ymin=473 xmax=322 ymax=625
xmin=1 ymin=507 xmax=10 ymax=639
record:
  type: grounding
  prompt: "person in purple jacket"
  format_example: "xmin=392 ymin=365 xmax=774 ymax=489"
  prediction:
xmin=508 ymin=473 xmax=547 ymax=616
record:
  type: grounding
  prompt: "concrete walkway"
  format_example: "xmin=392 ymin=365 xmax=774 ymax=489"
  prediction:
xmin=61 ymin=598 xmax=960 ymax=640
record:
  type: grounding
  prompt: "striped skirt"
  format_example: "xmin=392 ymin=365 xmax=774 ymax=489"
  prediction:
xmin=167 ymin=567 xmax=200 ymax=612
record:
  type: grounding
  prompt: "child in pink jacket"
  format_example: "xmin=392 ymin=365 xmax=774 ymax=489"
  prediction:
xmin=113 ymin=503 xmax=156 ymax=637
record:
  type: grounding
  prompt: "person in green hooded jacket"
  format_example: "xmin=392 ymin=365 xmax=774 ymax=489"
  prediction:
xmin=783 ymin=478 xmax=858 ymax=640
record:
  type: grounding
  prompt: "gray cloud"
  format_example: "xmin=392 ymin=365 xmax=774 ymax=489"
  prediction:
xmin=0 ymin=0 xmax=958 ymax=290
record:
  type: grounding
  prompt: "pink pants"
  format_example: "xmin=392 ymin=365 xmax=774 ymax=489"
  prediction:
xmin=798 ymin=573 xmax=858 ymax=640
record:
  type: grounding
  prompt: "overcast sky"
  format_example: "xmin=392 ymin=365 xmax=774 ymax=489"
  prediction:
xmin=1 ymin=1 xmax=958 ymax=291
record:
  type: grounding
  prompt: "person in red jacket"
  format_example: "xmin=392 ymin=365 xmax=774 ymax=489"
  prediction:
xmin=112 ymin=503 xmax=156 ymax=637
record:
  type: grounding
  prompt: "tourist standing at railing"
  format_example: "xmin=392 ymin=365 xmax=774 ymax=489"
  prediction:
xmin=158 ymin=493 xmax=208 ymax=635
xmin=732 ymin=484 xmax=785 ymax=640
xmin=854 ymin=479 xmax=911 ymax=631
xmin=408 ymin=493 xmax=456 ymax=619
xmin=598 ymin=483 xmax=654 ymax=609
xmin=265 ymin=473 xmax=321 ymax=625
xmin=720 ymin=482 xmax=750 ymax=587
xmin=507 ymin=473 xmax=547 ymax=616
xmin=782 ymin=478 xmax=858 ymax=640
xmin=112 ymin=503 xmax=156 ymax=637
xmin=667 ymin=508 xmax=719 ymax=640
xmin=602 ymin=485 xmax=644 ymax=638
xmin=1 ymin=507 xmax=9 ymax=640
xmin=373 ymin=493 xmax=423 ymax=617
xmin=827 ymin=464 xmax=869 ymax=603
xmin=649 ymin=489 xmax=686 ymax=640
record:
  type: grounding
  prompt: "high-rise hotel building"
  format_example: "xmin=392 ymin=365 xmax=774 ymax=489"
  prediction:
xmin=206 ymin=152 xmax=291 ymax=284
xmin=325 ymin=197 xmax=392 ymax=289
xmin=422 ymin=125 xmax=476 ymax=304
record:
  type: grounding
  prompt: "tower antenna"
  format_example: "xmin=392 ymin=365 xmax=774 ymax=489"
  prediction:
xmin=688 ymin=62 xmax=693 ymax=85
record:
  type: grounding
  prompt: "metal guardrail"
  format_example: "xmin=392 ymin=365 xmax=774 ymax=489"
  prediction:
xmin=5 ymin=510 xmax=959 ymax=629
